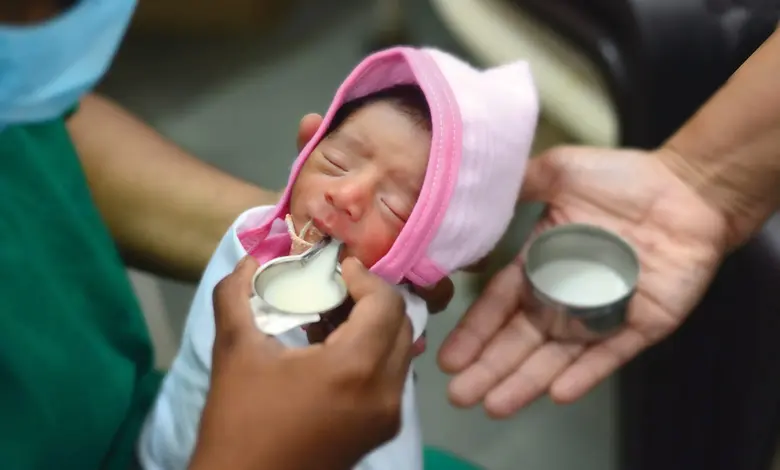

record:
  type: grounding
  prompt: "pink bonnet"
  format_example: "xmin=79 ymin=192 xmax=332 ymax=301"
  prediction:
xmin=238 ymin=47 xmax=539 ymax=286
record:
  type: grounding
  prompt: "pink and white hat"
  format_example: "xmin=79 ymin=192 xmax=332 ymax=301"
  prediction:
xmin=238 ymin=46 xmax=539 ymax=287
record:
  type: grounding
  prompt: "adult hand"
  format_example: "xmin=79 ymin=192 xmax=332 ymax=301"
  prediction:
xmin=438 ymin=146 xmax=730 ymax=417
xmin=191 ymin=255 xmax=413 ymax=470
xmin=299 ymin=112 xmax=457 ymax=315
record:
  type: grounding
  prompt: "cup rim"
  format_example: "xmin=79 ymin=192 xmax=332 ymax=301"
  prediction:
xmin=523 ymin=223 xmax=640 ymax=311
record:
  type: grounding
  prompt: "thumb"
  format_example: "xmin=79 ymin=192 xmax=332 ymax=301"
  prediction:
xmin=329 ymin=258 xmax=407 ymax=358
xmin=212 ymin=256 xmax=259 ymax=343
xmin=297 ymin=113 xmax=323 ymax=152
xmin=340 ymin=257 xmax=391 ymax=302
xmin=518 ymin=147 xmax=570 ymax=203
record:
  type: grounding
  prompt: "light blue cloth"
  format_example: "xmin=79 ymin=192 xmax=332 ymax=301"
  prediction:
xmin=0 ymin=0 xmax=136 ymax=129
xmin=138 ymin=205 xmax=425 ymax=470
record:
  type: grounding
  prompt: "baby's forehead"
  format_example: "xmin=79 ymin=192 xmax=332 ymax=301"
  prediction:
xmin=325 ymin=126 xmax=372 ymax=156
xmin=343 ymin=99 xmax=426 ymax=127
xmin=329 ymin=107 xmax=430 ymax=159
xmin=330 ymin=101 xmax=430 ymax=144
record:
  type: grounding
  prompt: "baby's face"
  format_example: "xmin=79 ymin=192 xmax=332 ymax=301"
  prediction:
xmin=290 ymin=101 xmax=431 ymax=267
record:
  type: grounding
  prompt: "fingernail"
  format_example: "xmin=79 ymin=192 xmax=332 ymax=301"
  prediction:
xmin=484 ymin=392 xmax=520 ymax=419
xmin=439 ymin=332 xmax=474 ymax=371
xmin=412 ymin=337 xmax=427 ymax=356
xmin=550 ymin=376 xmax=580 ymax=403
xmin=347 ymin=257 xmax=365 ymax=269
xmin=447 ymin=373 xmax=483 ymax=408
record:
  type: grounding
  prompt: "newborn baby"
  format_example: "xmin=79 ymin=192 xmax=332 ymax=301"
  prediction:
xmin=283 ymin=84 xmax=433 ymax=346
xmin=138 ymin=47 xmax=539 ymax=470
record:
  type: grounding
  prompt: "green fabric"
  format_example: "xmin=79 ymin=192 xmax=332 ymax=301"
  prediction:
xmin=424 ymin=446 xmax=483 ymax=470
xmin=0 ymin=116 xmax=162 ymax=469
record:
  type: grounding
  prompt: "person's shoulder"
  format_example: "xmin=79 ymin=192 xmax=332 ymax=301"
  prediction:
xmin=0 ymin=110 xmax=82 ymax=171
xmin=1 ymin=104 xmax=79 ymax=140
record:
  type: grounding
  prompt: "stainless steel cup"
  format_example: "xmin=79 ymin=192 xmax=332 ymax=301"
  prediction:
xmin=248 ymin=240 xmax=347 ymax=336
xmin=252 ymin=256 xmax=346 ymax=316
xmin=251 ymin=239 xmax=347 ymax=317
xmin=523 ymin=224 xmax=640 ymax=342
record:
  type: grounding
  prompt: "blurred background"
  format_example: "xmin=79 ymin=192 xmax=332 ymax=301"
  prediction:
xmin=106 ymin=0 xmax=780 ymax=469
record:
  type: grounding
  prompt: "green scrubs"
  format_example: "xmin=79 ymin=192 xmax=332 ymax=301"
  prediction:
xmin=0 ymin=112 xmax=162 ymax=469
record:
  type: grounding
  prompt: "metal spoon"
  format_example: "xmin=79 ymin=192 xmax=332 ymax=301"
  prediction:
xmin=250 ymin=237 xmax=347 ymax=317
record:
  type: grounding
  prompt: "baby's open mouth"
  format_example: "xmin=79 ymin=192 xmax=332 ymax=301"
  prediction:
xmin=286 ymin=214 xmax=326 ymax=255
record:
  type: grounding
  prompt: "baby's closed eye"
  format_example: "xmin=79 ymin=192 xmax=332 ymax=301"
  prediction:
xmin=381 ymin=199 xmax=408 ymax=222
xmin=324 ymin=154 xmax=347 ymax=172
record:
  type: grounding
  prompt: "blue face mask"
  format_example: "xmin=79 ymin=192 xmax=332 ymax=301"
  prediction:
xmin=0 ymin=0 xmax=137 ymax=129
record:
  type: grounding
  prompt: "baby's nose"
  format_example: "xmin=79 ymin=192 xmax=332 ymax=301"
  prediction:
xmin=326 ymin=179 xmax=370 ymax=220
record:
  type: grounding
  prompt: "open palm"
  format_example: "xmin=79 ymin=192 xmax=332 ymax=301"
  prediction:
xmin=438 ymin=146 xmax=730 ymax=417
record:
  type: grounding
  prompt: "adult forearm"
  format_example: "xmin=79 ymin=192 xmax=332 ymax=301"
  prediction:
xmin=67 ymin=94 xmax=278 ymax=282
xmin=188 ymin=445 xmax=349 ymax=470
xmin=662 ymin=28 xmax=780 ymax=246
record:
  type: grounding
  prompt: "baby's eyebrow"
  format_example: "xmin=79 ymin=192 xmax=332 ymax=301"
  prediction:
xmin=332 ymin=130 xmax=373 ymax=159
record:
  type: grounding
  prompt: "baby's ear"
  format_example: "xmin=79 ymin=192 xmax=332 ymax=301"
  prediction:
xmin=297 ymin=113 xmax=324 ymax=152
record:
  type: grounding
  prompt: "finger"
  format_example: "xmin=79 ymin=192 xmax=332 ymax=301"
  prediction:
xmin=328 ymin=258 xmax=407 ymax=356
xmin=518 ymin=148 xmax=567 ymax=202
xmin=327 ymin=291 xmax=409 ymax=374
xmin=297 ymin=113 xmax=323 ymax=151
xmin=550 ymin=328 xmax=649 ymax=404
xmin=484 ymin=342 xmax=584 ymax=418
xmin=385 ymin=314 xmax=414 ymax=387
xmin=212 ymin=256 xmax=259 ymax=342
xmin=411 ymin=334 xmax=427 ymax=357
xmin=447 ymin=312 xmax=545 ymax=408
xmin=411 ymin=277 xmax=454 ymax=314
xmin=438 ymin=262 xmax=525 ymax=373
xmin=341 ymin=257 xmax=393 ymax=302
xmin=333 ymin=287 xmax=406 ymax=351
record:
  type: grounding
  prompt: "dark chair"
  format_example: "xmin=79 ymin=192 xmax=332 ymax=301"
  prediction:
xmin=504 ymin=1 xmax=780 ymax=469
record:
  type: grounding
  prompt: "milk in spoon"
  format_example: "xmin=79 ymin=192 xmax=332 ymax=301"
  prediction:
xmin=261 ymin=240 xmax=345 ymax=314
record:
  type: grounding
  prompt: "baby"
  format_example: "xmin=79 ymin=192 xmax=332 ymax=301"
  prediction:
xmin=138 ymin=46 xmax=539 ymax=470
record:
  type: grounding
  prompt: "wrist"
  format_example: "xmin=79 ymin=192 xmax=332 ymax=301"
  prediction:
xmin=656 ymin=143 xmax=778 ymax=247
xmin=189 ymin=443 xmax=355 ymax=470
xmin=188 ymin=447 xmax=254 ymax=470
xmin=190 ymin=424 xmax=354 ymax=470
xmin=655 ymin=29 xmax=780 ymax=247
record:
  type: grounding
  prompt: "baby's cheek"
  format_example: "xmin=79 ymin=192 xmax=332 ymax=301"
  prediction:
xmin=341 ymin=245 xmax=376 ymax=268
xmin=349 ymin=232 xmax=397 ymax=268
